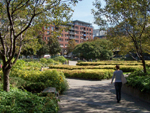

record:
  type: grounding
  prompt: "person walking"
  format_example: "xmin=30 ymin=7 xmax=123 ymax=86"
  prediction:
xmin=111 ymin=65 xmax=123 ymax=103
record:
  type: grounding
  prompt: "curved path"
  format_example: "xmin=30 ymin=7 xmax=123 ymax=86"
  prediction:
xmin=58 ymin=78 xmax=150 ymax=113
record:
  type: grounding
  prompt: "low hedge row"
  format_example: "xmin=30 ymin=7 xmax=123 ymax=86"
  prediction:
xmin=49 ymin=65 xmax=142 ymax=72
xmin=77 ymin=62 xmax=142 ymax=66
xmin=48 ymin=69 xmax=114 ymax=80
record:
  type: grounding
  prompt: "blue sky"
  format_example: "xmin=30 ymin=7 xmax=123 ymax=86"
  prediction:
xmin=71 ymin=0 xmax=105 ymax=29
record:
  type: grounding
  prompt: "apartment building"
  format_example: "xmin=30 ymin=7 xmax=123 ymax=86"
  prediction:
xmin=43 ymin=20 xmax=93 ymax=50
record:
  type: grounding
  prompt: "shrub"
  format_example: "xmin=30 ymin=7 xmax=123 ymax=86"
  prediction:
xmin=12 ymin=60 xmax=26 ymax=71
xmin=0 ymin=88 xmax=59 ymax=113
xmin=127 ymin=71 xmax=150 ymax=93
xmin=47 ymin=59 xmax=55 ymax=64
xmin=40 ymin=58 xmax=47 ymax=63
xmin=10 ymin=70 xmax=68 ymax=93
xmin=53 ymin=56 xmax=67 ymax=64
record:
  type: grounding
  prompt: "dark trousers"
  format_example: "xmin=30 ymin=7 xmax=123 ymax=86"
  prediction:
xmin=115 ymin=82 xmax=122 ymax=102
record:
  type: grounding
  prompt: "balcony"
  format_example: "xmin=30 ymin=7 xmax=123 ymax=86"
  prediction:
xmin=69 ymin=27 xmax=74 ymax=30
xmin=69 ymin=37 xmax=75 ymax=39
xmin=69 ymin=32 xmax=75 ymax=35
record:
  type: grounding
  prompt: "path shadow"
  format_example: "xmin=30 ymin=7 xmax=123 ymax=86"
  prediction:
xmin=59 ymin=82 xmax=150 ymax=113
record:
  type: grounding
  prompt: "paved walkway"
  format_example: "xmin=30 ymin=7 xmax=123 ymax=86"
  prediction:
xmin=58 ymin=78 xmax=150 ymax=113
xmin=68 ymin=61 xmax=77 ymax=66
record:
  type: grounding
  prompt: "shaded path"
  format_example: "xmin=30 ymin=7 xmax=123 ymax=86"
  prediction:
xmin=58 ymin=79 xmax=150 ymax=113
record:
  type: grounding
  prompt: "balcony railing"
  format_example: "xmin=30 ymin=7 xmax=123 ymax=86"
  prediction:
xmin=69 ymin=32 xmax=75 ymax=35
xmin=69 ymin=37 xmax=75 ymax=39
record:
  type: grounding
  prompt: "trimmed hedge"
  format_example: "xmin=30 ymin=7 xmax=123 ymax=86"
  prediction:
xmin=49 ymin=65 xmax=142 ymax=72
xmin=48 ymin=69 xmax=114 ymax=80
xmin=77 ymin=62 xmax=142 ymax=66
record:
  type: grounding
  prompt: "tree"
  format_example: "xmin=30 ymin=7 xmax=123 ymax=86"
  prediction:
xmin=0 ymin=0 xmax=81 ymax=92
xmin=48 ymin=37 xmax=61 ymax=56
xmin=67 ymin=39 xmax=77 ymax=53
xmin=36 ymin=35 xmax=49 ymax=58
xmin=92 ymin=0 xmax=150 ymax=73
xmin=73 ymin=39 xmax=113 ymax=60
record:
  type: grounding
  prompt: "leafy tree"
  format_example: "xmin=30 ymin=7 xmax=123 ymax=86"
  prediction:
xmin=67 ymin=39 xmax=77 ymax=53
xmin=48 ymin=37 xmax=61 ymax=56
xmin=73 ymin=39 xmax=113 ymax=60
xmin=36 ymin=35 xmax=49 ymax=58
xmin=0 ymin=0 xmax=81 ymax=92
xmin=92 ymin=0 xmax=150 ymax=73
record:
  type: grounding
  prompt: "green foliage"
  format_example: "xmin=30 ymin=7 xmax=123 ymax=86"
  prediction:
xmin=49 ymin=64 xmax=142 ymax=72
xmin=48 ymin=37 xmax=61 ymax=56
xmin=12 ymin=60 xmax=26 ymax=71
xmin=36 ymin=35 xmax=49 ymax=57
xmin=10 ymin=69 xmax=68 ymax=94
xmin=49 ymin=69 xmax=114 ymax=80
xmin=47 ymin=59 xmax=55 ymax=64
xmin=76 ymin=61 xmax=142 ymax=66
xmin=52 ymin=56 xmax=68 ymax=64
xmin=73 ymin=39 xmax=113 ymax=60
xmin=67 ymin=39 xmax=77 ymax=53
xmin=0 ymin=88 xmax=59 ymax=113
xmin=92 ymin=0 xmax=150 ymax=73
xmin=40 ymin=58 xmax=48 ymax=64
xmin=127 ymin=70 xmax=150 ymax=93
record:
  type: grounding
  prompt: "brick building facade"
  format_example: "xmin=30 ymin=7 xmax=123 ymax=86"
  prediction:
xmin=43 ymin=20 xmax=93 ymax=54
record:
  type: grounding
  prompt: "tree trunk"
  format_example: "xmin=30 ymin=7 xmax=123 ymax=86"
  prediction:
xmin=3 ymin=67 xmax=11 ymax=92
xmin=141 ymin=56 xmax=146 ymax=73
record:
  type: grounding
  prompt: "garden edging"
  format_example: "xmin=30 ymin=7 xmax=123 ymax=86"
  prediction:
xmin=122 ymin=84 xmax=150 ymax=104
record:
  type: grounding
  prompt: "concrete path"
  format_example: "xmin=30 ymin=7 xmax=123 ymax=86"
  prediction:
xmin=58 ymin=78 xmax=150 ymax=113
xmin=69 ymin=61 xmax=77 ymax=66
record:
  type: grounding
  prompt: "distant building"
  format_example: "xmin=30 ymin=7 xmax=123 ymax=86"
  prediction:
xmin=43 ymin=20 xmax=93 ymax=55
xmin=93 ymin=29 xmax=107 ymax=39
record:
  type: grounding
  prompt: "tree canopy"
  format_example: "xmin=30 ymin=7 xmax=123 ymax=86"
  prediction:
xmin=92 ymin=0 xmax=150 ymax=73
xmin=67 ymin=39 xmax=77 ymax=53
xmin=0 ymin=0 xmax=81 ymax=92
xmin=73 ymin=39 xmax=113 ymax=60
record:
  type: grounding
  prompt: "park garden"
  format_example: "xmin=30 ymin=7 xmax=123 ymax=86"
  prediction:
xmin=0 ymin=56 xmax=150 ymax=112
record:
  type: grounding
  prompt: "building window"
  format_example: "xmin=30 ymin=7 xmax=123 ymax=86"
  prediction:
xmin=61 ymin=34 xmax=63 ymax=37
xmin=60 ymin=44 xmax=63 ymax=47
xmin=75 ymin=26 xmax=78 ymax=29
xmin=75 ymin=31 xmax=79 ymax=34
xmin=65 ymin=34 xmax=68 ymax=37
xmin=65 ymin=39 xmax=68 ymax=42
xmin=65 ymin=44 xmax=68 ymax=47
xmin=75 ymin=36 xmax=79 ymax=38
xmin=80 ymin=36 xmax=83 ymax=39
xmin=44 ymin=37 xmax=46 ymax=40
xmin=47 ymin=37 xmax=49 ymax=41
xmin=47 ymin=26 xmax=50 ymax=30
xmin=75 ymin=40 xmax=79 ymax=43
xmin=59 ymin=38 xmax=63 ymax=41
xmin=51 ymin=27 xmax=54 ymax=31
